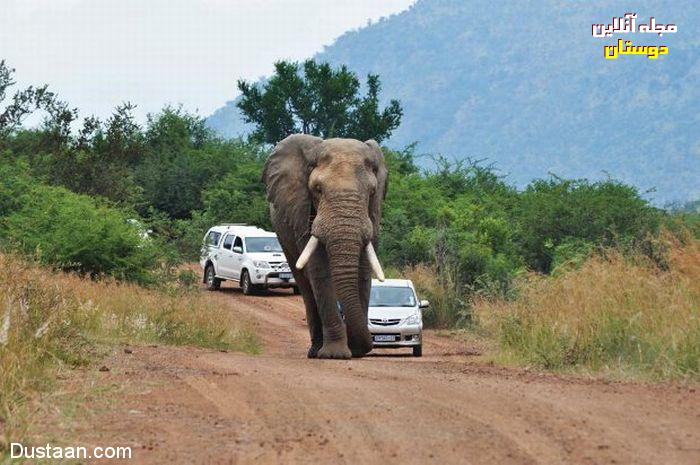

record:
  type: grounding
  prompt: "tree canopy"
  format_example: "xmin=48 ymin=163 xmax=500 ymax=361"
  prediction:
xmin=236 ymin=60 xmax=402 ymax=144
xmin=0 ymin=60 xmax=76 ymax=141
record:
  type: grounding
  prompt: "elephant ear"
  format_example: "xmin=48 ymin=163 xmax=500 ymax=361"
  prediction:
xmin=365 ymin=139 xmax=388 ymax=240
xmin=262 ymin=134 xmax=323 ymax=237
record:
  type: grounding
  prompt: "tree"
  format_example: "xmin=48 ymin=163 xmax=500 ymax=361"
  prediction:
xmin=514 ymin=178 xmax=660 ymax=273
xmin=237 ymin=60 xmax=402 ymax=144
xmin=41 ymin=103 xmax=144 ymax=206
xmin=0 ymin=60 xmax=75 ymax=141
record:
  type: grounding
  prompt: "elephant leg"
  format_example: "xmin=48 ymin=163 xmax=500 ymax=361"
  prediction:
xmin=292 ymin=270 xmax=323 ymax=358
xmin=353 ymin=255 xmax=373 ymax=357
xmin=271 ymin=215 xmax=324 ymax=358
xmin=306 ymin=250 xmax=351 ymax=360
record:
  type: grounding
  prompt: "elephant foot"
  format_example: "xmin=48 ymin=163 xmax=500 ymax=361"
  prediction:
xmin=307 ymin=342 xmax=322 ymax=359
xmin=317 ymin=340 xmax=352 ymax=360
xmin=348 ymin=336 xmax=373 ymax=358
xmin=351 ymin=348 xmax=370 ymax=358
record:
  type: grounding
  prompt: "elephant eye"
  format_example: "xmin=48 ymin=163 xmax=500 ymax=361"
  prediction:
xmin=365 ymin=159 xmax=378 ymax=173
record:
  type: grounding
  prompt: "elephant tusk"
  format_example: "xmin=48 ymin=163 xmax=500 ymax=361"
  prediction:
xmin=365 ymin=242 xmax=385 ymax=282
xmin=296 ymin=236 xmax=319 ymax=270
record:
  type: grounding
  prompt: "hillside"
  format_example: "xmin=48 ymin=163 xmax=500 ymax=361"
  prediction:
xmin=207 ymin=0 xmax=699 ymax=205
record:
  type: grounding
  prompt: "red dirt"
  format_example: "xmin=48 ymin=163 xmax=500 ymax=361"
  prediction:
xmin=45 ymin=282 xmax=700 ymax=464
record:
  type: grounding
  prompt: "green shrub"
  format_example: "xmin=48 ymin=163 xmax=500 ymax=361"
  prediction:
xmin=176 ymin=269 xmax=198 ymax=288
xmin=0 ymin=158 xmax=32 ymax=215
xmin=550 ymin=238 xmax=596 ymax=275
xmin=515 ymin=178 xmax=661 ymax=273
xmin=1 ymin=181 xmax=159 ymax=283
xmin=200 ymin=163 xmax=271 ymax=230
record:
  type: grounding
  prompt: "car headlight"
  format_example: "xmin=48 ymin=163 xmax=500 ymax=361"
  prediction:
xmin=253 ymin=261 xmax=271 ymax=269
xmin=404 ymin=313 xmax=421 ymax=325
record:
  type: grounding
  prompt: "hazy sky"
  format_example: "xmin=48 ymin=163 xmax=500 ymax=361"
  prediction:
xmin=1 ymin=0 xmax=415 ymax=122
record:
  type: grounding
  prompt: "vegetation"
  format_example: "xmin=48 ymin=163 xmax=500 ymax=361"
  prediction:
xmin=237 ymin=60 xmax=402 ymax=143
xmin=1 ymin=163 xmax=160 ymax=283
xmin=380 ymin=151 xmax=669 ymax=309
xmin=474 ymin=237 xmax=699 ymax=380
xmin=0 ymin=253 xmax=259 ymax=454
xmin=0 ymin=59 xmax=75 ymax=139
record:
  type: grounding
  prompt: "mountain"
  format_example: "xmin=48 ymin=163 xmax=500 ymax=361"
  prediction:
xmin=207 ymin=0 xmax=699 ymax=204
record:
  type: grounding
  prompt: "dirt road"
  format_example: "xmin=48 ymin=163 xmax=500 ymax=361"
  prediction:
xmin=56 ymin=283 xmax=699 ymax=465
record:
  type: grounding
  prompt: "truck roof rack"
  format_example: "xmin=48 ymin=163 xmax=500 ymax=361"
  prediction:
xmin=221 ymin=223 xmax=248 ymax=227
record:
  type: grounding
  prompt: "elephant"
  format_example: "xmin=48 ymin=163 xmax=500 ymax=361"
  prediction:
xmin=262 ymin=134 xmax=388 ymax=359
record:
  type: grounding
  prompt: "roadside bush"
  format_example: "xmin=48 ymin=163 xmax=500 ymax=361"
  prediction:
xmin=380 ymin=157 xmax=523 ymax=300
xmin=0 ymin=158 xmax=32 ymax=215
xmin=1 ymin=180 xmax=159 ymax=283
xmin=176 ymin=268 xmax=199 ymax=289
xmin=201 ymin=167 xmax=271 ymax=230
xmin=515 ymin=178 xmax=661 ymax=273
xmin=550 ymin=238 xmax=596 ymax=276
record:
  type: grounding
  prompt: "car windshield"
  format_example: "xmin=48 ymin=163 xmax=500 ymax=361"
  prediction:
xmin=245 ymin=237 xmax=283 ymax=253
xmin=369 ymin=286 xmax=416 ymax=307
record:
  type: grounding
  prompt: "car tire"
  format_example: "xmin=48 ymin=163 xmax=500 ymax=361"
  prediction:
xmin=412 ymin=344 xmax=422 ymax=357
xmin=241 ymin=270 xmax=254 ymax=295
xmin=292 ymin=286 xmax=301 ymax=295
xmin=204 ymin=265 xmax=221 ymax=291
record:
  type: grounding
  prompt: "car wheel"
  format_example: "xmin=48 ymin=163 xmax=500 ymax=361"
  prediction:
xmin=204 ymin=265 xmax=221 ymax=291
xmin=412 ymin=344 xmax=422 ymax=357
xmin=241 ymin=270 xmax=253 ymax=295
xmin=292 ymin=286 xmax=301 ymax=295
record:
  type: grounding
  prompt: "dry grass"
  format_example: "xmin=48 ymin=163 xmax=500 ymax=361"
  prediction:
xmin=0 ymin=254 xmax=259 ymax=455
xmin=401 ymin=263 xmax=471 ymax=328
xmin=474 ymin=239 xmax=700 ymax=380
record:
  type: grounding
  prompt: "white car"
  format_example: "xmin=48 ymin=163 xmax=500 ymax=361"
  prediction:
xmin=200 ymin=224 xmax=297 ymax=295
xmin=368 ymin=279 xmax=429 ymax=357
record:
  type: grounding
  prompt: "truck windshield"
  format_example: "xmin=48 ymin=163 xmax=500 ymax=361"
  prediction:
xmin=245 ymin=237 xmax=283 ymax=253
xmin=369 ymin=286 xmax=416 ymax=307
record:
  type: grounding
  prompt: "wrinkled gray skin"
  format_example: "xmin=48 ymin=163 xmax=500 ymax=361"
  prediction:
xmin=262 ymin=134 xmax=388 ymax=359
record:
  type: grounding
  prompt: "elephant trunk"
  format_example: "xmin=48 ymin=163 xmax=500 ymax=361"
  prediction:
xmin=326 ymin=239 xmax=373 ymax=357
xmin=313 ymin=191 xmax=376 ymax=357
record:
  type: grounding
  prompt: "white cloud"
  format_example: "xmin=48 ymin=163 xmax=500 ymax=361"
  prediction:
xmin=1 ymin=0 xmax=415 ymax=122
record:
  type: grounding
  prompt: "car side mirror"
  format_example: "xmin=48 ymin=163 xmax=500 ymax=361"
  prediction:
xmin=419 ymin=300 xmax=430 ymax=308
xmin=232 ymin=246 xmax=243 ymax=253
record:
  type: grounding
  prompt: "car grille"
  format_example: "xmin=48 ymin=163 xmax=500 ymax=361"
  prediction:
xmin=369 ymin=318 xmax=401 ymax=326
xmin=269 ymin=262 xmax=290 ymax=272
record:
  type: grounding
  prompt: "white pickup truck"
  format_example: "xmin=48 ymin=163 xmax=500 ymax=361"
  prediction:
xmin=200 ymin=224 xmax=298 ymax=295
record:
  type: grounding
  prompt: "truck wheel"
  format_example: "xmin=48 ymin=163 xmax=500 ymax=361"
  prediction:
xmin=292 ymin=286 xmax=301 ymax=295
xmin=241 ymin=270 xmax=253 ymax=295
xmin=204 ymin=265 xmax=221 ymax=291
xmin=412 ymin=344 xmax=422 ymax=357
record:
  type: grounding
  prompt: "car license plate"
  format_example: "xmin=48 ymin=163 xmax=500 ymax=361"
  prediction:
xmin=278 ymin=273 xmax=292 ymax=279
xmin=374 ymin=335 xmax=396 ymax=342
